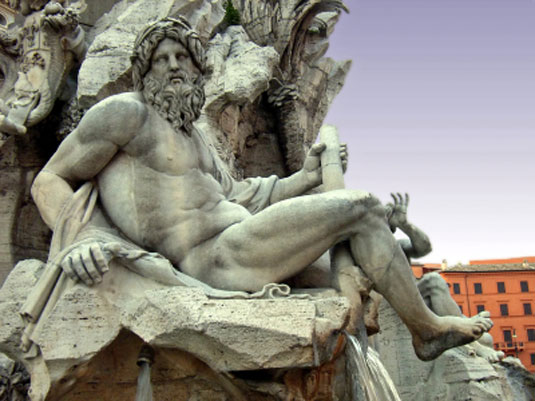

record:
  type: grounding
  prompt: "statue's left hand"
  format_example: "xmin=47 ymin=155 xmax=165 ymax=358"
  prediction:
xmin=302 ymin=142 xmax=326 ymax=186
xmin=59 ymin=242 xmax=110 ymax=286
xmin=387 ymin=192 xmax=409 ymax=229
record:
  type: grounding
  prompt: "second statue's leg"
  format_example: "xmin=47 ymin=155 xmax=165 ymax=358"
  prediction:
xmin=418 ymin=273 xmax=504 ymax=362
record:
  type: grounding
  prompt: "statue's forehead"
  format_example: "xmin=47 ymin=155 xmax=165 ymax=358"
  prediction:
xmin=152 ymin=38 xmax=188 ymax=56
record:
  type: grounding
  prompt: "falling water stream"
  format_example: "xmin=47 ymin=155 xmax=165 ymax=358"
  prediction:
xmin=135 ymin=345 xmax=155 ymax=401
xmin=346 ymin=334 xmax=402 ymax=401
xmin=132 ymin=336 xmax=397 ymax=401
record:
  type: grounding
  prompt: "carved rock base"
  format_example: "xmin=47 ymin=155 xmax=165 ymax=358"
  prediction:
xmin=0 ymin=259 xmax=355 ymax=401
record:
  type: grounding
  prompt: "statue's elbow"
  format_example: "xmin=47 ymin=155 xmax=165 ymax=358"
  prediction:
xmin=31 ymin=170 xmax=68 ymax=229
xmin=422 ymin=241 xmax=432 ymax=256
xmin=31 ymin=171 xmax=46 ymax=205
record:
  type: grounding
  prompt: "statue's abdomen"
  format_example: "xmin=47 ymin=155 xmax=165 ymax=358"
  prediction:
xmin=97 ymin=152 xmax=250 ymax=265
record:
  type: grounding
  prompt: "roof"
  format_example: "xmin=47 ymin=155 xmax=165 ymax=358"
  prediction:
xmin=469 ymin=256 xmax=535 ymax=265
xmin=444 ymin=262 xmax=535 ymax=273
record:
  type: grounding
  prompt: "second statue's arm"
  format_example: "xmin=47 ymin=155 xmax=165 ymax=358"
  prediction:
xmin=387 ymin=193 xmax=432 ymax=259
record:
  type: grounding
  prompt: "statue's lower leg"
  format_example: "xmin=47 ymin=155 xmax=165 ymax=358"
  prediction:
xmin=350 ymin=234 xmax=493 ymax=361
xmin=330 ymin=243 xmax=373 ymax=335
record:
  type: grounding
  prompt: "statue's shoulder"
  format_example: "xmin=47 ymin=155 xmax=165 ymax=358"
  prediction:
xmin=87 ymin=92 xmax=148 ymax=129
xmin=95 ymin=92 xmax=146 ymax=113
xmin=78 ymin=92 xmax=148 ymax=144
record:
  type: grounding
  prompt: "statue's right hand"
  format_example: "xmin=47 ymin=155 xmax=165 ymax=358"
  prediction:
xmin=59 ymin=242 xmax=110 ymax=286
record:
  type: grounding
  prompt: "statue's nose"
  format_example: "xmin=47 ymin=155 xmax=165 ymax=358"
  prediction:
xmin=169 ymin=56 xmax=179 ymax=71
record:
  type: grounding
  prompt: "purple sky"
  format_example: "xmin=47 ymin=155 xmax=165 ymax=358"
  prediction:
xmin=325 ymin=0 xmax=535 ymax=264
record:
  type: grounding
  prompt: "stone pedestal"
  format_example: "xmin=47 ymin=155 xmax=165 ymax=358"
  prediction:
xmin=0 ymin=260 xmax=355 ymax=400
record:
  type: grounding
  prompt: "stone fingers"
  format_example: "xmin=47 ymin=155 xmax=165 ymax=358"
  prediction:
xmin=60 ymin=243 xmax=109 ymax=286
xmin=340 ymin=143 xmax=348 ymax=172
xmin=63 ymin=252 xmax=93 ymax=285
xmin=81 ymin=246 xmax=102 ymax=284
xmin=61 ymin=254 xmax=80 ymax=283
xmin=309 ymin=142 xmax=326 ymax=155
xmin=90 ymin=243 xmax=110 ymax=275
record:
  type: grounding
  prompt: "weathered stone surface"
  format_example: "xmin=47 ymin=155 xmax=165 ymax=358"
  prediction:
xmin=0 ymin=168 xmax=24 ymax=284
xmin=0 ymin=259 xmax=44 ymax=360
xmin=77 ymin=0 xmax=177 ymax=108
xmin=0 ymin=351 xmax=30 ymax=401
xmin=204 ymin=26 xmax=279 ymax=116
xmin=375 ymin=300 xmax=534 ymax=401
xmin=78 ymin=0 xmax=226 ymax=109
xmin=0 ymin=261 xmax=350 ymax=400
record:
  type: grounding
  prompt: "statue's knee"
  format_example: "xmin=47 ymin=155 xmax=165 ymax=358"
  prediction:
xmin=420 ymin=272 xmax=449 ymax=293
xmin=347 ymin=190 xmax=383 ymax=217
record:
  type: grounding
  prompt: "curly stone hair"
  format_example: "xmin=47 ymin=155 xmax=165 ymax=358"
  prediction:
xmin=131 ymin=17 xmax=206 ymax=92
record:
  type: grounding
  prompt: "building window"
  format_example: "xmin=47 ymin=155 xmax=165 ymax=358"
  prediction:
xmin=453 ymin=283 xmax=460 ymax=294
xmin=476 ymin=305 xmax=485 ymax=314
xmin=503 ymin=330 xmax=512 ymax=343
xmin=521 ymin=281 xmax=529 ymax=292
xmin=531 ymin=353 xmax=535 ymax=365
xmin=497 ymin=282 xmax=506 ymax=293
xmin=500 ymin=304 xmax=509 ymax=316
xmin=528 ymin=329 xmax=535 ymax=342
xmin=474 ymin=283 xmax=482 ymax=294
xmin=458 ymin=305 xmax=463 ymax=314
xmin=524 ymin=303 xmax=532 ymax=315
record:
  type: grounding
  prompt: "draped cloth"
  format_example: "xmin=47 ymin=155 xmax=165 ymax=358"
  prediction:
xmin=19 ymin=182 xmax=308 ymax=354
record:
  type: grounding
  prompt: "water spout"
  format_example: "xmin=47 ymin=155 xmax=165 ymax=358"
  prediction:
xmin=345 ymin=334 xmax=401 ymax=401
xmin=136 ymin=344 xmax=155 ymax=401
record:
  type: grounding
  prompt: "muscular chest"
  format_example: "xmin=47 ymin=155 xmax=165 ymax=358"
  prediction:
xmin=125 ymin=111 xmax=213 ymax=175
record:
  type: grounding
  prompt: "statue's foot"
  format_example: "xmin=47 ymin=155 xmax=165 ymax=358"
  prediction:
xmin=472 ymin=340 xmax=504 ymax=363
xmin=412 ymin=311 xmax=493 ymax=361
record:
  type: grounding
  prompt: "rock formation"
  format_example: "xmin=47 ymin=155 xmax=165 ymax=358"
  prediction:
xmin=375 ymin=300 xmax=535 ymax=401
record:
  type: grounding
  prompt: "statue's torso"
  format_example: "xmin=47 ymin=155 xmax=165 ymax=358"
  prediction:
xmin=97 ymin=106 xmax=249 ymax=265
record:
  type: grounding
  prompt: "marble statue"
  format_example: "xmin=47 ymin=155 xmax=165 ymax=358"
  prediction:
xmin=386 ymin=192 xmax=504 ymax=363
xmin=28 ymin=17 xmax=493 ymax=362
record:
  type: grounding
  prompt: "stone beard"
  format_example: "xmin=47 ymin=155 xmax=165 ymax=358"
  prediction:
xmin=142 ymin=70 xmax=205 ymax=135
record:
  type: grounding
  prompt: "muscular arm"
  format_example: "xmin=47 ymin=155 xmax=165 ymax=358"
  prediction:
xmin=269 ymin=169 xmax=320 ymax=204
xmin=32 ymin=94 xmax=147 ymax=229
xmin=270 ymin=142 xmax=348 ymax=204
xmin=397 ymin=223 xmax=432 ymax=259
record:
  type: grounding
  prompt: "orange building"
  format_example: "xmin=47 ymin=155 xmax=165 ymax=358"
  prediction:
xmin=439 ymin=257 xmax=535 ymax=373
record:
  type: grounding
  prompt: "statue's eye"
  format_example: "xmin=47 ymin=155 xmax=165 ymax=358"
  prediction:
xmin=155 ymin=55 xmax=168 ymax=63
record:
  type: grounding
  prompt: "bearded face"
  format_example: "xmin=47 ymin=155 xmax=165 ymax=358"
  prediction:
xmin=142 ymin=38 xmax=205 ymax=136
xmin=142 ymin=70 xmax=204 ymax=136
